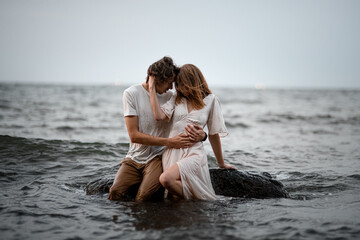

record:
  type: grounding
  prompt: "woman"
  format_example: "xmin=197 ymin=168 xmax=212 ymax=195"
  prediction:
xmin=149 ymin=64 xmax=236 ymax=200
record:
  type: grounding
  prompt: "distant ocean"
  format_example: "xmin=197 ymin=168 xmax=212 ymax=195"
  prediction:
xmin=1 ymin=83 xmax=359 ymax=240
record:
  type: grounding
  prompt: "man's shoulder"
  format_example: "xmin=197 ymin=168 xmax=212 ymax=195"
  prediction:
xmin=123 ymin=84 xmax=145 ymax=100
xmin=124 ymin=84 xmax=142 ymax=94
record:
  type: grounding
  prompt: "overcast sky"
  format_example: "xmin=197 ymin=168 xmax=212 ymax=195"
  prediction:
xmin=0 ymin=0 xmax=359 ymax=88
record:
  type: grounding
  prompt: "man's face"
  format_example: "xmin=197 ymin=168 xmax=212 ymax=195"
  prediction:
xmin=156 ymin=78 xmax=174 ymax=94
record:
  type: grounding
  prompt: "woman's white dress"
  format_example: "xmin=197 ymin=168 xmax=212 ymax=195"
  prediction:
xmin=161 ymin=94 xmax=228 ymax=200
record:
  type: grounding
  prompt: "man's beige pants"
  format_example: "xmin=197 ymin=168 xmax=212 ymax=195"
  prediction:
xmin=108 ymin=156 xmax=163 ymax=201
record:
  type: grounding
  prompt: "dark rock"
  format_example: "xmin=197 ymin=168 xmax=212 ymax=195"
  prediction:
xmin=85 ymin=168 xmax=289 ymax=199
xmin=86 ymin=177 xmax=114 ymax=195
xmin=209 ymin=169 xmax=289 ymax=198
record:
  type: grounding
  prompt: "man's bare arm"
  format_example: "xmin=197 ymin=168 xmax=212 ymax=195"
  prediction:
xmin=125 ymin=116 xmax=192 ymax=148
xmin=149 ymin=76 xmax=169 ymax=121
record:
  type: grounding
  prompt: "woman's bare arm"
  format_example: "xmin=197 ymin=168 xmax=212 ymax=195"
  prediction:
xmin=208 ymin=134 xmax=237 ymax=169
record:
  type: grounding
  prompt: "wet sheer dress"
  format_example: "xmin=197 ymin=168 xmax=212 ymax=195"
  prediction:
xmin=161 ymin=93 xmax=228 ymax=200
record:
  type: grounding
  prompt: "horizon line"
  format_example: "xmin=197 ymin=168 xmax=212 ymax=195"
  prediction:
xmin=1 ymin=80 xmax=359 ymax=91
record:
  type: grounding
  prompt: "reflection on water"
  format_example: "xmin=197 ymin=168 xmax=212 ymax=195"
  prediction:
xmin=122 ymin=200 xmax=213 ymax=230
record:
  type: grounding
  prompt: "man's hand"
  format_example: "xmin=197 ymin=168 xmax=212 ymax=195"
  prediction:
xmin=149 ymin=76 xmax=156 ymax=91
xmin=167 ymin=134 xmax=194 ymax=149
xmin=185 ymin=124 xmax=206 ymax=142
xmin=218 ymin=163 xmax=237 ymax=170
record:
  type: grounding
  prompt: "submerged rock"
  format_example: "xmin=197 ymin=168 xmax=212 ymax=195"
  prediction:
xmin=85 ymin=168 xmax=289 ymax=199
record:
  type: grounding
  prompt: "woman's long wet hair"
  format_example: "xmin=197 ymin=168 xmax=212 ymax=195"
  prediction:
xmin=175 ymin=64 xmax=212 ymax=110
xmin=146 ymin=56 xmax=179 ymax=83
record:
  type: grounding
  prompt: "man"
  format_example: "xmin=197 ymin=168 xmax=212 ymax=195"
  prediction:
xmin=108 ymin=56 xmax=206 ymax=201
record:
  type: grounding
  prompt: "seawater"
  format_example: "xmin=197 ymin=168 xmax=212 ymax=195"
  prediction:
xmin=0 ymin=83 xmax=360 ymax=240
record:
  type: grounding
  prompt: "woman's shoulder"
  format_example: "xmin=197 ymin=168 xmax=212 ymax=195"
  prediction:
xmin=204 ymin=93 xmax=217 ymax=103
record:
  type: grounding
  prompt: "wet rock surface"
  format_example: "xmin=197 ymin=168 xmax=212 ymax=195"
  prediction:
xmin=86 ymin=168 xmax=289 ymax=199
xmin=209 ymin=169 xmax=289 ymax=198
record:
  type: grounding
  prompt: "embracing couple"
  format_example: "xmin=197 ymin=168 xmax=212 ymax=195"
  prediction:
xmin=108 ymin=56 xmax=236 ymax=201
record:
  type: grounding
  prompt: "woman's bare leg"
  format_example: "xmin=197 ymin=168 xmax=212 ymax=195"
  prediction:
xmin=159 ymin=163 xmax=183 ymax=198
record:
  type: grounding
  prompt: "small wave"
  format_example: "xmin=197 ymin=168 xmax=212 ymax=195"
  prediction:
xmin=61 ymin=106 xmax=77 ymax=113
xmin=258 ymin=113 xmax=360 ymax=126
xmin=315 ymin=114 xmax=333 ymax=119
xmin=290 ymin=194 xmax=314 ymax=201
xmin=347 ymin=174 xmax=360 ymax=180
xmin=238 ymin=99 xmax=263 ymax=104
xmin=221 ymin=97 xmax=263 ymax=105
xmin=56 ymin=126 xmax=75 ymax=131
xmin=275 ymin=172 xmax=292 ymax=181
xmin=0 ymin=171 xmax=18 ymax=177
xmin=7 ymin=209 xmax=76 ymax=219
xmin=89 ymin=101 xmax=99 ymax=107
xmin=0 ymin=99 xmax=10 ymax=104
xmin=257 ymin=118 xmax=282 ymax=123
xmin=311 ymin=129 xmax=338 ymax=135
xmin=274 ymin=113 xmax=308 ymax=121
xmin=281 ymin=171 xmax=344 ymax=181
xmin=63 ymin=147 xmax=121 ymax=158
xmin=266 ymin=113 xmax=333 ymax=121
xmin=225 ymin=121 xmax=250 ymax=128
xmin=229 ymin=149 xmax=257 ymax=157
xmin=275 ymin=171 xmax=355 ymax=197
xmin=72 ymin=164 xmax=86 ymax=170
xmin=0 ymin=135 xmax=127 ymax=165
xmin=330 ymin=116 xmax=360 ymax=125
xmin=21 ymin=185 xmax=33 ymax=191
xmin=54 ymin=125 xmax=121 ymax=132
xmin=0 ymin=104 xmax=11 ymax=110
xmin=81 ymin=126 xmax=120 ymax=131
xmin=31 ymin=123 xmax=48 ymax=128
xmin=44 ymin=164 xmax=64 ymax=170
xmin=328 ymin=106 xmax=341 ymax=112
xmin=0 ymin=124 xmax=24 ymax=129
xmin=0 ymin=135 xmax=55 ymax=161
xmin=63 ymin=117 xmax=87 ymax=122
xmin=286 ymin=183 xmax=349 ymax=194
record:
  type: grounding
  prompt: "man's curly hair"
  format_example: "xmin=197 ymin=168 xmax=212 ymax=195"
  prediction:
xmin=146 ymin=56 xmax=179 ymax=83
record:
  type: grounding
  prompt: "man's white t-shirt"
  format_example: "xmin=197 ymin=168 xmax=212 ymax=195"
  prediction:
xmin=123 ymin=84 xmax=173 ymax=163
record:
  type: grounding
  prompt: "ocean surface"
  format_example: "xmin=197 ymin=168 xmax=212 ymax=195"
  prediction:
xmin=1 ymin=83 xmax=360 ymax=240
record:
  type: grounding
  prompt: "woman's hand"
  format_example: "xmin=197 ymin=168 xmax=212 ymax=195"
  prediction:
xmin=219 ymin=163 xmax=237 ymax=170
xmin=185 ymin=124 xmax=206 ymax=142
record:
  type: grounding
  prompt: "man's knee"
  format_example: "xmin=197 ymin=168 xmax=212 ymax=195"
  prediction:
xmin=135 ymin=190 xmax=152 ymax=201
xmin=108 ymin=185 xmax=126 ymax=201
xmin=136 ymin=180 xmax=162 ymax=201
